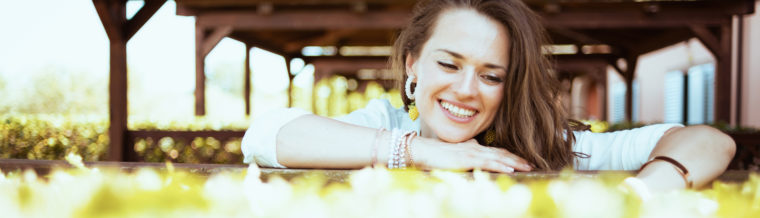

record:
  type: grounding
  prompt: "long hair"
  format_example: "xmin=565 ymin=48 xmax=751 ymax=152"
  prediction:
xmin=392 ymin=0 xmax=586 ymax=170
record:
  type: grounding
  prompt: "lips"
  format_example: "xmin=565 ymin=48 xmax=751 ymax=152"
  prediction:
xmin=438 ymin=100 xmax=478 ymax=122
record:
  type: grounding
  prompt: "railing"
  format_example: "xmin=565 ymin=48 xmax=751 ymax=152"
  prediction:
xmin=119 ymin=130 xmax=760 ymax=169
xmin=124 ymin=130 xmax=246 ymax=163
xmin=728 ymin=132 xmax=760 ymax=170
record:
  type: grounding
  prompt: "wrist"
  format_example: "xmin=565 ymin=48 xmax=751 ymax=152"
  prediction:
xmin=409 ymin=136 xmax=429 ymax=169
xmin=636 ymin=161 xmax=688 ymax=191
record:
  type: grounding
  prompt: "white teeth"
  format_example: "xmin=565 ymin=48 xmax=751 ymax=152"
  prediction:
xmin=440 ymin=101 xmax=475 ymax=118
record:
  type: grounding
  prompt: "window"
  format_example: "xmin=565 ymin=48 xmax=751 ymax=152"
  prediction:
xmin=663 ymin=70 xmax=684 ymax=123
xmin=686 ymin=63 xmax=715 ymax=124
xmin=610 ymin=81 xmax=626 ymax=123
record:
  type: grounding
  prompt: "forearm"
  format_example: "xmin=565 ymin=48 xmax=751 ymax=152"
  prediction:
xmin=636 ymin=125 xmax=736 ymax=190
xmin=276 ymin=115 xmax=392 ymax=169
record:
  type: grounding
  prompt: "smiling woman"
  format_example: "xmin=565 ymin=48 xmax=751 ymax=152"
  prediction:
xmin=241 ymin=0 xmax=735 ymax=194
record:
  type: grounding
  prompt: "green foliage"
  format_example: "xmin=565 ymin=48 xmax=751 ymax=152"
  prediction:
xmin=0 ymin=114 xmax=245 ymax=163
xmin=0 ymin=114 xmax=108 ymax=161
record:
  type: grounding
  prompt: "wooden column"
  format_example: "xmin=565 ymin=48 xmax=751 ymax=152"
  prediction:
xmin=690 ymin=24 xmax=733 ymax=124
xmin=195 ymin=24 xmax=232 ymax=116
xmin=600 ymin=66 xmax=609 ymax=122
xmin=93 ymin=0 xmax=165 ymax=161
xmin=624 ymin=56 xmax=638 ymax=122
xmin=285 ymin=57 xmax=294 ymax=107
xmin=244 ymin=44 xmax=252 ymax=116
xmin=715 ymin=24 xmax=733 ymax=124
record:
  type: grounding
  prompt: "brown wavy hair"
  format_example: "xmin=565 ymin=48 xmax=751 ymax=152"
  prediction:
xmin=392 ymin=0 xmax=588 ymax=170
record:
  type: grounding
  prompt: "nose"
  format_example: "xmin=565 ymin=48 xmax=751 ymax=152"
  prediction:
xmin=453 ymin=66 xmax=478 ymax=99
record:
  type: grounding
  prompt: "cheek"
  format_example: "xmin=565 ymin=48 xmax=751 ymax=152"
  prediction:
xmin=483 ymin=87 xmax=504 ymax=116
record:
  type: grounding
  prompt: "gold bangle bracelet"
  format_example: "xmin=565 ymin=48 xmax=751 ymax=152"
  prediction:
xmin=640 ymin=156 xmax=693 ymax=189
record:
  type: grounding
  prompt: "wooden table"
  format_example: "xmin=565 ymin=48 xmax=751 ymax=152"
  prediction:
xmin=0 ymin=159 xmax=754 ymax=184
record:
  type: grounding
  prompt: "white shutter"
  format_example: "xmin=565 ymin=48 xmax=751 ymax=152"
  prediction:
xmin=663 ymin=71 xmax=684 ymax=123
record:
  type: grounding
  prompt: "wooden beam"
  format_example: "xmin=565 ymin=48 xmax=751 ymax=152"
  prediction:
xmin=549 ymin=27 xmax=604 ymax=45
xmin=196 ymin=10 xmax=411 ymax=30
xmin=283 ymin=29 xmax=357 ymax=53
xmin=125 ymin=0 xmax=166 ymax=40
xmin=93 ymin=0 xmax=125 ymax=41
xmin=197 ymin=9 xmax=730 ymax=30
xmin=541 ymin=10 xmax=732 ymax=29
xmin=689 ymin=25 xmax=720 ymax=56
xmin=308 ymin=56 xmax=389 ymax=74
xmin=201 ymin=26 xmax=233 ymax=57
xmin=227 ymin=32 xmax=287 ymax=55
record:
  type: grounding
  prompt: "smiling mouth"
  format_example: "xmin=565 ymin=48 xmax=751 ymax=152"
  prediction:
xmin=439 ymin=100 xmax=478 ymax=119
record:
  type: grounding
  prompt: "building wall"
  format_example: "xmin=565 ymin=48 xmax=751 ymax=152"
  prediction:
xmin=634 ymin=39 xmax=714 ymax=123
xmin=741 ymin=0 xmax=760 ymax=128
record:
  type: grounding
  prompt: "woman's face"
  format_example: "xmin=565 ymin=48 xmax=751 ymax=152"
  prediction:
xmin=408 ymin=8 xmax=509 ymax=143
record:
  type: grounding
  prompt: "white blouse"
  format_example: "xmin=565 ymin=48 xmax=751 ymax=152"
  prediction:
xmin=242 ymin=99 xmax=683 ymax=170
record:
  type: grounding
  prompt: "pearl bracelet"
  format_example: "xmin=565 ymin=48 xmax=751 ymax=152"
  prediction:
xmin=387 ymin=128 xmax=416 ymax=169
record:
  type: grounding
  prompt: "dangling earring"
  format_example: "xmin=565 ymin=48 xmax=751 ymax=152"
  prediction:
xmin=484 ymin=129 xmax=495 ymax=145
xmin=405 ymin=75 xmax=419 ymax=121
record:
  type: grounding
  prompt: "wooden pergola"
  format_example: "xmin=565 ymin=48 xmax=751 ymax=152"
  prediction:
xmin=93 ymin=0 xmax=755 ymax=162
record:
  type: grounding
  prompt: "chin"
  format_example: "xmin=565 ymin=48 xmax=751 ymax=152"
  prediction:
xmin=435 ymin=130 xmax=472 ymax=143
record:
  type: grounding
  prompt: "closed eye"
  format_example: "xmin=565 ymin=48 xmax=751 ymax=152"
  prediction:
xmin=437 ymin=61 xmax=458 ymax=70
xmin=481 ymin=74 xmax=503 ymax=83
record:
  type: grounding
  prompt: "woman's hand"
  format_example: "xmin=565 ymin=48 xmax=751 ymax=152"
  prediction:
xmin=411 ymin=138 xmax=533 ymax=173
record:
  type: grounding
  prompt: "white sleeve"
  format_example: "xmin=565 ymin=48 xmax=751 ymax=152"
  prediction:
xmin=241 ymin=99 xmax=395 ymax=168
xmin=573 ymin=123 xmax=684 ymax=170
xmin=241 ymin=108 xmax=310 ymax=168
xmin=334 ymin=99 xmax=395 ymax=130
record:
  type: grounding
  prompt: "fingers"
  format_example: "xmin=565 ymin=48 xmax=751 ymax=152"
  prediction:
xmin=475 ymin=146 xmax=532 ymax=172
xmin=478 ymin=159 xmax=514 ymax=173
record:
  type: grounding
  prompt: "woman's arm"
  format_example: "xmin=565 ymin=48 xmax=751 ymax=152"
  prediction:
xmin=275 ymin=114 xmax=532 ymax=172
xmin=636 ymin=125 xmax=736 ymax=191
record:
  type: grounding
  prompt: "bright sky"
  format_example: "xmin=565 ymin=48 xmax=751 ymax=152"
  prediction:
xmin=0 ymin=0 xmax=307 ymax=119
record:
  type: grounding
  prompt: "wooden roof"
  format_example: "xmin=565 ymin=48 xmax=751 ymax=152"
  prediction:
xmin=175 ymin=0 xmax=755 ymax=58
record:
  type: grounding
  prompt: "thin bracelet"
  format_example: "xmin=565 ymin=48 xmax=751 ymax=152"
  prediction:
xmin=639 ymin=156 xmax=693 ymax=188
xmin=370 ymin=128 xmax=385 ymax=167
xmin=404 ymin=131 xmax=418 ymax=168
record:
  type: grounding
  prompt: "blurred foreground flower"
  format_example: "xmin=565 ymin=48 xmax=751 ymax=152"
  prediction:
xmin=0 ymin=163 xmax=759 ymax=217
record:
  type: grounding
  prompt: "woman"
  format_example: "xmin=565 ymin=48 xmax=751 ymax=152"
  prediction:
xmin=242 ymin=0 xmax=735 ymax=192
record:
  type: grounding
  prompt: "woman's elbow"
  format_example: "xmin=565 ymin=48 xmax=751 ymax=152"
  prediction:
xmin=693 ymin=125 xmax=736 ymax=159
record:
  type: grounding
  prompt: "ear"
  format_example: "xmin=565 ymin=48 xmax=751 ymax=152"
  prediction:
xmin=405 ymin=54 xmax=418 ymax=82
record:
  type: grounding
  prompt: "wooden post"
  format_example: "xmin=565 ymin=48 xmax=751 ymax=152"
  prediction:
xmin=195 ymin=25 xmax=233 ymax=116
xmin=600 ymin=66 xmax=608 ymax=122
xmin=244 ymin=44 xmax=252 ymax=116
xmin=715 ymin=24 xmax=733 ymax=124
xmin=683 ymin=72 xmax=690 ymax=124
xmin=624 ymin=56 xmax=638 ymax=122
xmin=285 ymin=56 xmax=294 ymax=107
xmin=195 ymin=25 xmax=206 ymax=116
xmin=94 ymin=0 xmax=165 ymax=161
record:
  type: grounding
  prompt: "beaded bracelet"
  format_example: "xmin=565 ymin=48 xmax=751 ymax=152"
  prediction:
xmin=387 ymin=129 xmax=416 ymax=169
xmin=387 ymin=129 xmax=401 ymax=168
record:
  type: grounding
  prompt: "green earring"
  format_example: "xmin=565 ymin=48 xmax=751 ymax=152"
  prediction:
xmin=485 ymin=129 xmax=495 ymax=145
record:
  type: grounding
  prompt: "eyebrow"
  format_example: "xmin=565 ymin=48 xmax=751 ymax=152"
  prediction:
xmin=436 ymin=49 xmax=507 ymax=70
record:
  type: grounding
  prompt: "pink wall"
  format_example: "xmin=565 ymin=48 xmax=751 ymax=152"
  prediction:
xmin=741 ymin=1 xmax=760 ymax=128
xmin=633 ymin=39 xmax=714 ymax=123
